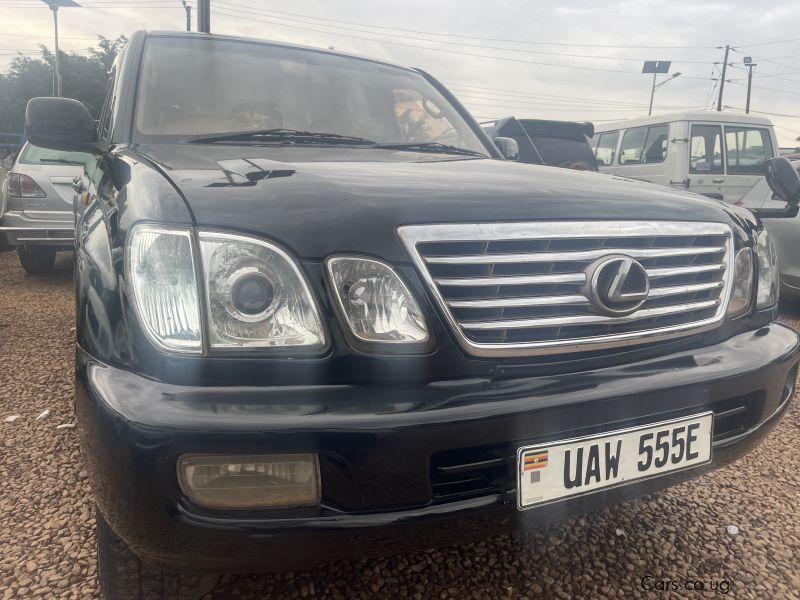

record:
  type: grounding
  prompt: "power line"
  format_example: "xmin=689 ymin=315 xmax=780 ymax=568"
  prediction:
xmin=212 ymin=6 xmax=716 ymax=80
xmin=213 ymin=1 xmax=717 ymax=65
xmin=213 ymin=1 xmax=718 ymax=50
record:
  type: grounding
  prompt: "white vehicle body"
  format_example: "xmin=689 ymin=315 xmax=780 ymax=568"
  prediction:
xmin=592 ymin=111 xmax=778 ymax=204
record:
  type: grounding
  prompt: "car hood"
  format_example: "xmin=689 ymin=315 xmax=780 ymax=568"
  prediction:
xmin=132 ymin=143 xmax=749 ymax=261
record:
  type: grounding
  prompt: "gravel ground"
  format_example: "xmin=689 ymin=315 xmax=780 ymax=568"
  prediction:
xmin=1 ymin=249 xmax=799 ymax=599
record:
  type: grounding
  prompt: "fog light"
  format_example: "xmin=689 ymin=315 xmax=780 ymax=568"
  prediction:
xmin=178 ymin=454 xmax=320 ymax=509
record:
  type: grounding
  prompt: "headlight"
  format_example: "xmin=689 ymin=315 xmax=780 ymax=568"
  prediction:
xmin=326 ymin=256 xmax=429 ymax=344
xmin=726 ymin=247 xmax=753 ymax=318
xmin=127 ymin=225 xmax=202 ymax=352
xmin=756 ymin=229 xmax=779 ymax=309
xmin=198 ymin=231 xmax=325 ymax=349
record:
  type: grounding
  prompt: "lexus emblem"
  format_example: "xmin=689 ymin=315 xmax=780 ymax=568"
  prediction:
xmin=587 ymin=255 xmax=650 ymax=316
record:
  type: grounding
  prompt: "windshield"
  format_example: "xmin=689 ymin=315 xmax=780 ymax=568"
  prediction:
xmin=19 ymin=144 xmax=92 ymax=165
xmin=529 ymin=136 xmax=596 ymax=169
xmin=134 ymin=37 xmax=487 ymax=154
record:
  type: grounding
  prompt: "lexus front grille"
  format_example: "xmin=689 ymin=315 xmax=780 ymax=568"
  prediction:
xmin=398 ymin=221 xmax=734 ymax=357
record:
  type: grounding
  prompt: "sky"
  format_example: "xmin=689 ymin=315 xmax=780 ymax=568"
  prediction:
xmin=2 ymin=0 xmax=800 ymax=145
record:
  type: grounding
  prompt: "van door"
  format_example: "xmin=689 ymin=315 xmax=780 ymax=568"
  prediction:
xmin=721 ymin=125 xmax=775 ymax=202
xmin=687 ymin=123 xmax=725 ymax=200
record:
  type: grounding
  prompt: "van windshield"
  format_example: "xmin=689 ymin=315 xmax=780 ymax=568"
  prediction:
xmin=134 ymin=36 xmax=487 ymax=155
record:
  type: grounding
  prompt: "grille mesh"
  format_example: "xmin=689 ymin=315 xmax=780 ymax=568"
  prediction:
xmin=399 ymin=222 xmax=733 ymax=357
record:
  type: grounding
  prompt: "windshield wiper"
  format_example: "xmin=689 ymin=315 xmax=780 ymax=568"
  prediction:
xmin=370 ymin=142 xmax=487 ymax=157
xmin=186 ymin=129 xmax=377 ymax=146
xmin=38 ymin=158 xmax=86 ymax=165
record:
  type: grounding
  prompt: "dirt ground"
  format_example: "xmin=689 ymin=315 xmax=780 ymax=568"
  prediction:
xmin=0 ymin=249 xmax=798 ymax=599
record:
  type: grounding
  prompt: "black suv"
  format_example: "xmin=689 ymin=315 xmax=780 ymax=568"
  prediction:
xmin=483 ymin=117 xmax=598 ymax=171
xmin=25 ymin=31 xmax=800 ymax=600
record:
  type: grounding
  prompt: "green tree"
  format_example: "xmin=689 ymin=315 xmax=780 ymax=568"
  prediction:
xmin=0 ymin=35 xmax=127 ymax=133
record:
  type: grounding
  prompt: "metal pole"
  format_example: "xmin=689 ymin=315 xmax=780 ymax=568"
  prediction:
xmin=182 ymin=0 xmax=191 ymax=31
xmin=648 ymin=71 xmax=657 ymax=116
xmin=52 ymin=5 xmax=61 ymax=97
xmin=198 ymin=0 xmax=210 ymax=33
xmin=716 ymin=45 xmax=730 ymax=112
xmin=745 ymin=63 xmax=756 ymax=114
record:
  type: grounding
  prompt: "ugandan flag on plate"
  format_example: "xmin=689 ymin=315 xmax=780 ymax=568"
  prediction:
xmin=523 ymin=450 xmax=548 ymax=471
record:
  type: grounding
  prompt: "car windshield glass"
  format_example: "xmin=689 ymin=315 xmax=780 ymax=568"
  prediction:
xmin=19 ymin=144 xmax=92 ymax=165
xmin=529 ymin=136 xmax=595 ymax=168
xmin=134 ymin=37 xmax=487 ymax=155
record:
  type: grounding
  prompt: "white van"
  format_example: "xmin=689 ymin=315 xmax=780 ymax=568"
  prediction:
xmin=591 ymin=111 xmax=778 ymax=203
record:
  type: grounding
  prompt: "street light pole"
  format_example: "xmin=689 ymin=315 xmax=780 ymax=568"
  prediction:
xmin=648 ymin=71 xmax=657 ymax=116
xmin=182 ymin=0 xmax=191 ymax=31
xmin=648 ymin=73 xmax=682 ymax=115
xmin=744 ymin=57 xmax=757 ymax=114
xmin=41 ymin=0 xmax=80 ymax=98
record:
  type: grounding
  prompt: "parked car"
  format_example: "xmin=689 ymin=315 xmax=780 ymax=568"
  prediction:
xmin=591 ymin=112 xmax=778 ymax=204
xmin=25 ymin=31 xmax=800 ymax=600
xmin=482 ymin=117 xmax=598 ymax=170
xmin=740 ymin=160 xmax=800 ymax=298
xmin=0 ymin=142 xmax=90 ymax=273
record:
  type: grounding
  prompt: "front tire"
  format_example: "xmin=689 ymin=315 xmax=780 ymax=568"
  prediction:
xmin=96 ymin=510 xmax=219 ymax=600
xmin=17 ymin=246 xmax=56 ymax=275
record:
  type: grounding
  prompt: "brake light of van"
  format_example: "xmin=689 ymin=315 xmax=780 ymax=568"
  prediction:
xmin=7 ymin=173 xmax=46 ymax=198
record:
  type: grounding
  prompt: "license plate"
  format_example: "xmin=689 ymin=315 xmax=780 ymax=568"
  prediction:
xmin=517 ymin=412 xmax=713 ymax=509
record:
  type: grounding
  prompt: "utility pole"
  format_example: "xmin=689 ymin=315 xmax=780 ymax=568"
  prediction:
xmin=716 ymin=45 xmax=730 ymax=112
xmin=744 ymin=56 xmax=757 ymax=114
xmin=41 ymin=0 xmax=80 ymax=98
xmin=198 ymin=0 xmax=210 ymax=33
xmin=182 ymin=0 xmax=191 ymax=31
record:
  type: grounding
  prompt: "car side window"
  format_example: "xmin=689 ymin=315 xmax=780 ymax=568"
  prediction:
xmin=618 ymin=127 xmax=647 ymax=165
xmin=689 ymin=124 xmax=723 ymax=174
xmin=642 ymin=125 xmax=669 ymax=163
xmin=594 ymin=131 xmax=619 ymax=166
xmin=97 ymin=69 xmax=117 ymax=142
xmin=725 ymin=127 xmax=773 ymax=175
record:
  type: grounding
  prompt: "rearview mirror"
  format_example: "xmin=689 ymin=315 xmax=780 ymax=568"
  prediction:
xmin=753 ymin=157 xmax=800 ymax=219
xmin=25 ymin=97 xmax=100 ymax=152
xmin=494 ymin=137 xmax=519 ymax=161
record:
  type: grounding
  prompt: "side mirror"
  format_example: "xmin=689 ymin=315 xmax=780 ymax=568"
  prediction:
xmin=753 ymin=157 xmax=800 ymax=219
xmin=494 ymin=137 xmax=519 ymax=161
xmin=25 ymin=97 xmax=100 ymax=152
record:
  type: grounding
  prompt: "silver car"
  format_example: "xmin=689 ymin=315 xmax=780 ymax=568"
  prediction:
xmin=0 ymin=143 xmax=89 ymax=274
xmin=740 ymin=160 xmax=800 ymax=298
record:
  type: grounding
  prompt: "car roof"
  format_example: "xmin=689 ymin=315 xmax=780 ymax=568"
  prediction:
xmin=595 ymin=110 xmax=774 ymax=132
xmin=141 ymin=30 xmax=416 ymax=74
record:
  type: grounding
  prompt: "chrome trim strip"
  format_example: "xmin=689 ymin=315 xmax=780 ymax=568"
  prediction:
xmin=448 ymin=294 xmax=588 ymax=309
xmin=648 ymin=281 xmax=724 ymax=297
xmin=0 ymin=227 xmax=73 ymax=231
xmin=647 ymin=264 xmax=725 ymax=278
xmin=461 ymin=299 xmax=720 ymax=330
xmin=397 ymin=221 xmax=735 ymax=357
xmin=436 ymin=273 xmax=586 ymax=286
xmin=424 ymin=246 xmax=725 ymax=265
xmin=15 ymin=237 xmax=73 ymax=242
xmin=403 ymin=221 xmax=731 ymax=241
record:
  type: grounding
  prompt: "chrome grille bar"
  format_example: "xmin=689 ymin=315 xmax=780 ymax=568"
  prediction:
xmin=435 ymin=273 xmax=586 ymax=286
xmin=425 ymin=246 xmax=725 ymax=264
xmin=461 ymin=300 xmax=721 ymax=330
xmin=647 ymin=264 xmax=726 ymax=278
xmin=397 ymin=221 xmax=734 ymax=357
xmin=448 ymin=295 xmax=589 ymax=309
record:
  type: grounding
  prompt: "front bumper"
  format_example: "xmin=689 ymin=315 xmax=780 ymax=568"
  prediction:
xmin=76 ymin=323 xmax=800 ymax=572
xmin=0 ymin=210 xmax=73 ymax=246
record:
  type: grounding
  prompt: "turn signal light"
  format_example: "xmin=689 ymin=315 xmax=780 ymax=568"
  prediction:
xmin=178 ymin=454 xmax=321 ymax=509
